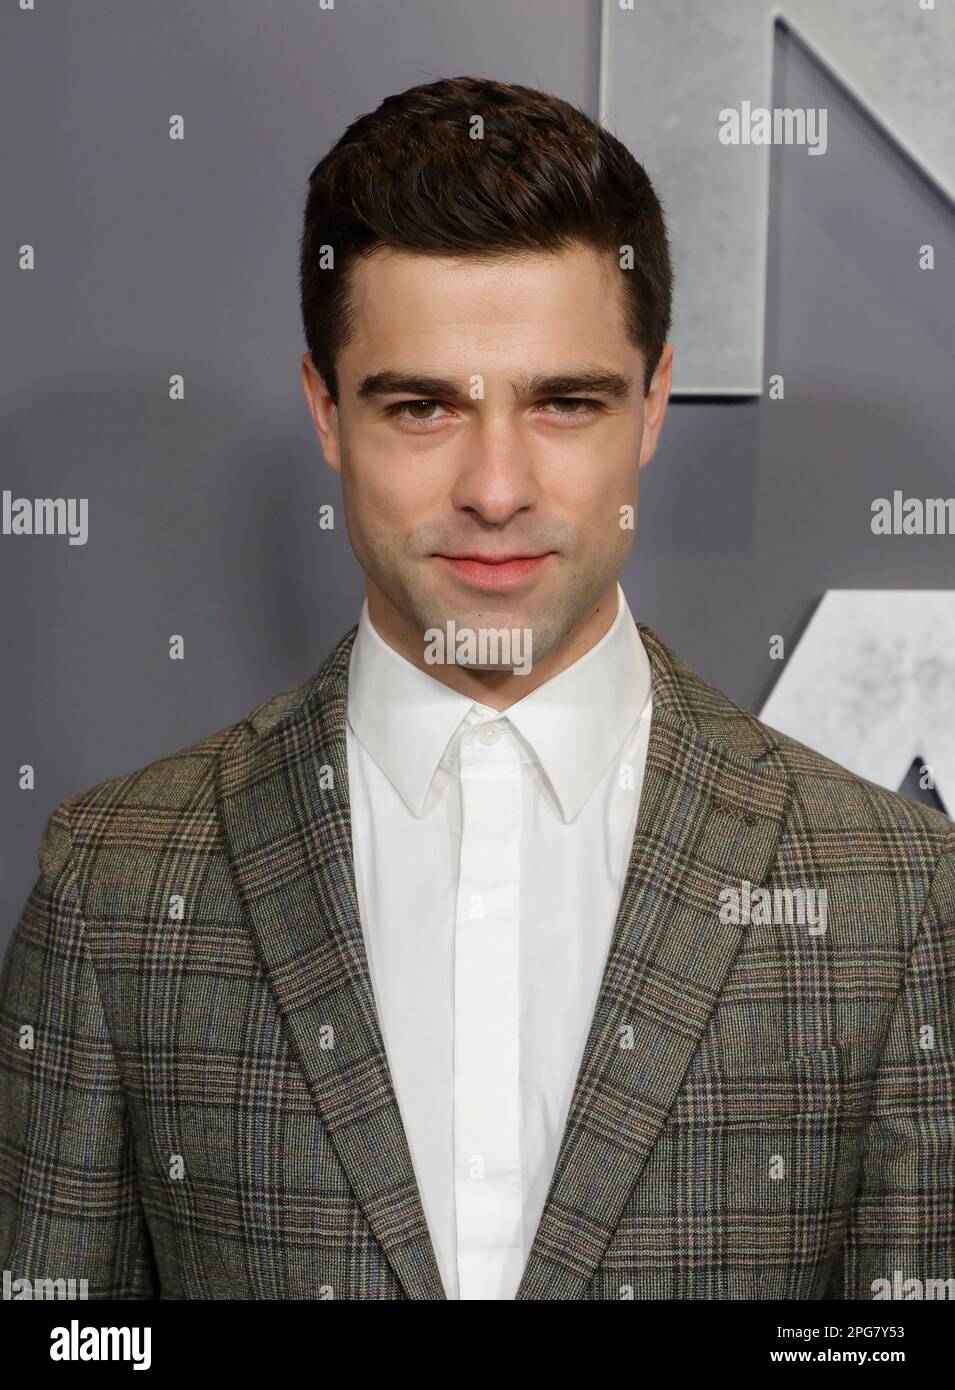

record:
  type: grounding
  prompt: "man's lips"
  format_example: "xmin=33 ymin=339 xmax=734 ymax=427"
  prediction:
xmin=439 ymin=552 xmax=550 ymax=562
xmin=434 ymin=552 xmax=554 ymax=590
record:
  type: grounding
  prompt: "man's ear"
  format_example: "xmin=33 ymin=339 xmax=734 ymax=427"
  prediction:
xmin=638 ymin=342 xmax=673 ymax=471
xmin=300 ymin=352 xmax=342 ymax=473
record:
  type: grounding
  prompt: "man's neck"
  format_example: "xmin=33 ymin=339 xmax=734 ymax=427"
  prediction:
xmin=365 ymin=579 xmax=620 ymax=712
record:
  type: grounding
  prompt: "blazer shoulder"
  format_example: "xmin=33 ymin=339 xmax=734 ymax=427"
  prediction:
xmin=765 ymin=719 xmax=954 ymax=849
xmin=638 ymin=623 xmax=953 ymax=855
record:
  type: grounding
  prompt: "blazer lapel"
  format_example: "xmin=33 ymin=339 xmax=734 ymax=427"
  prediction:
xmin=515 ymin=622 xmax=793 ymax=1300
xmin=217 ymin=625 xmax=446 ymax=1301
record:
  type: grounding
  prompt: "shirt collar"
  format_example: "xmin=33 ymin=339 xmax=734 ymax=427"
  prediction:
xmin=346 ymin=581 xmax=652 ymax=823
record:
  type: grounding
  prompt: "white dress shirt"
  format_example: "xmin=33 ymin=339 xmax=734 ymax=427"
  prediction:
xmin=345 ymin=581 xmax=653 ymax=1299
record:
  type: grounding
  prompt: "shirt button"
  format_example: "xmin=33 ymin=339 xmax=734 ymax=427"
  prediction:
xmin=478 ymin=722 xmax=502 ymax=745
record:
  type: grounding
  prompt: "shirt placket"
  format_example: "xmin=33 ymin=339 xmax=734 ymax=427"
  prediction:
xmin=453 ymin=716 xmax=524 ymax=1299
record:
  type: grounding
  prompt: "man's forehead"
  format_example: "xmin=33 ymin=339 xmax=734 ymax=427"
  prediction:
xmin=342 ymin=243 xmax=630 ymax=359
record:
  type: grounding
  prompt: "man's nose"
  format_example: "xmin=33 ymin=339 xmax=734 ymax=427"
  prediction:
xmin=448 ymin=418 xmax=541 ymax=523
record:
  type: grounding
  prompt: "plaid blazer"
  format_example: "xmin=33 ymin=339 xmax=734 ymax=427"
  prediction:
xmin=2 ymin=621 xmax=953 ymax=1301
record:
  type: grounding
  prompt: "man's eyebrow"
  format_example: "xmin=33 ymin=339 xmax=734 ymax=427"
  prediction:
xmin=355 ymin=368 xmax=634 ymax=401
xmin=515 ymin=370 xmax=633 ymax=400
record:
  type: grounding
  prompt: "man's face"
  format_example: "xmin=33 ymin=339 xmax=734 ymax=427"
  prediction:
xmin=302 ymin=242 xmax=671 ymax=676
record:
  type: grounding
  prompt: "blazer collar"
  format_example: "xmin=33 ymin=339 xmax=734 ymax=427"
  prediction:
xmin=218 ymin=613 xmax=791 ymax=1299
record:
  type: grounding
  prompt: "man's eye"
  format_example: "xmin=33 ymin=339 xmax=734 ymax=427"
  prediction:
xmin=542 ymin=397 xmax=600 ymax=417
xmin=388 ymin=399 xmax=448 ymax=423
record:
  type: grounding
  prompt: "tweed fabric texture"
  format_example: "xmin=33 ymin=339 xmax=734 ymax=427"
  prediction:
xmin=2 ymin=621 xmax=953 ymax=1299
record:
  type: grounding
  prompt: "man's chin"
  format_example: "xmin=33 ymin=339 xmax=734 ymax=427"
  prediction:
xmin=419 ymin=593 xmax=549 ymax=636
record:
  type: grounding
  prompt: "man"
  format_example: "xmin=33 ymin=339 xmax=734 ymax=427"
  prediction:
xmin=2 ymin=76 xmax=953 ymax=1302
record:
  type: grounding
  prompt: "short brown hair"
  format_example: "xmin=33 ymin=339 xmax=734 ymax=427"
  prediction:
xmin=299 ymin=75 xmax=673 ymax=402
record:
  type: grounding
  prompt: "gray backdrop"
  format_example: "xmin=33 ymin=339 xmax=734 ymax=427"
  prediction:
xmin=2 ymin=0 xmax=953 ymax=947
